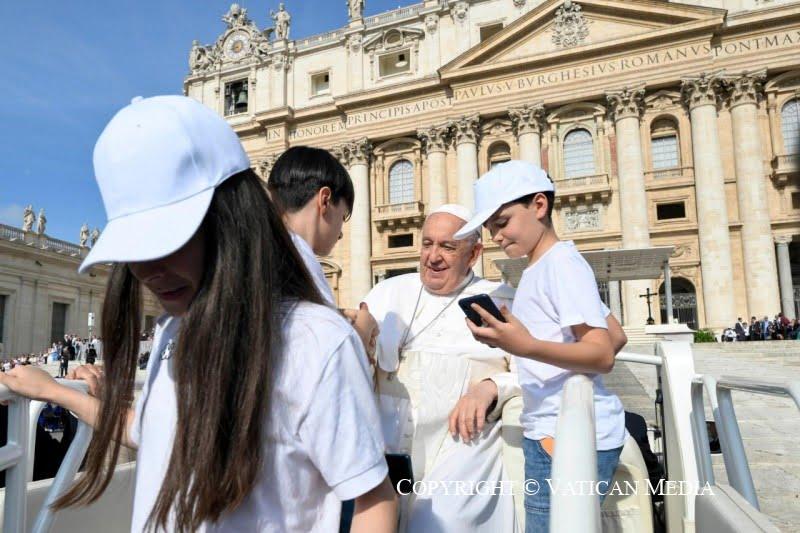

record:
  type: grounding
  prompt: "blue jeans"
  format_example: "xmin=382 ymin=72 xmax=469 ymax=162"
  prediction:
xmin=523 ymin=437 xmax=622 ymax=533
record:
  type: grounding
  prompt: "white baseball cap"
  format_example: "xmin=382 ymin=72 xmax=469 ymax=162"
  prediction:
xmin=453 ymin=160 xmax=554 ymax=240
xmin=79 ymin=95 xmax=250 ymax=274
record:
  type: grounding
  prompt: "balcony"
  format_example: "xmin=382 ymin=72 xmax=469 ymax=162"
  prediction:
xmin=772 ymin=153 xmax=799 ymax=187
xmin=553 ymin=173 xmax=611 ymax=207
xmin=373 ymin=201 xmax=425 ymax=230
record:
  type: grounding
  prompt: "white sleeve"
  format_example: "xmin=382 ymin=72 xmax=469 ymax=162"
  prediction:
xmin=551 ymin=257 xmax=608 ymax=330
xmin=298 ymin=332 xmax=388 ymax=501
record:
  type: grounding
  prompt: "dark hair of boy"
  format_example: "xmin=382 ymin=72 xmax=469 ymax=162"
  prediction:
xmin=507 ymin=173 xmax=556 ymax=223
xmin=267 ymin=146 xmax=355 ymax=216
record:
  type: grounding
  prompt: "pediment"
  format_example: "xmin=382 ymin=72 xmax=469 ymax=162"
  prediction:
xmin=363 ymin=26 xmax=425 ymax=53
xmin=441 ymin=0 xmax=726 ymax=80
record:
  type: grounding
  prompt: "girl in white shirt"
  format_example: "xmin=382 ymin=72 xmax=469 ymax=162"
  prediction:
xmin=0 ymin=95 xmax=396 ymax=532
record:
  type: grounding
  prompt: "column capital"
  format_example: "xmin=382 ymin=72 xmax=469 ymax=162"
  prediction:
xmin=343 ymin=137 xmax=372 ymax=166
xmin=450 ymin=113 xmax=481 ymax=146
xmin=774 ymin=234 xmax=793 ymax=245
xmin=723 ymin=69 xmax=767 ymax=109
xmin=417 ymin=124 xmax=450 ymax=154
xmin=509 ymin=103 xmax=545 ymax=136
xmin=681 ymin=71 xmax=725 ymax=110
xmin=606 ymin=86 xmax=645 ymax=121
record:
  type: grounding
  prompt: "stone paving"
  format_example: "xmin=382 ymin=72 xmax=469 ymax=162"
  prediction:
xmin=605 ymin=342 xmax=800 ymax=531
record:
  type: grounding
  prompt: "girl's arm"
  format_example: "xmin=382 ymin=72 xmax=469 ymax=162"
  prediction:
xmin=0 ymin=366 xmax=138 ymax=449
xmin=350 ymin=477 xmax=398 ymax=533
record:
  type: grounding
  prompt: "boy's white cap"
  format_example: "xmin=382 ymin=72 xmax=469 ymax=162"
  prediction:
xmin=79 ymin=95 xmax=250 ymax=274
xmin=453 ymin=160 xmax=554 ymax=240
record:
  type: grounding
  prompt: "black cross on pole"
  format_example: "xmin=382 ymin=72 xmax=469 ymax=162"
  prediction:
xmin=639 ymin=288 xmax=656 ymax=325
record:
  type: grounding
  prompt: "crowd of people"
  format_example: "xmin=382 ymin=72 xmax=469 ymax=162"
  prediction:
xmin=723 ymin=313 xmax=800 ymax=341
xmin=1 ymin=334 xmax=100 ymax=376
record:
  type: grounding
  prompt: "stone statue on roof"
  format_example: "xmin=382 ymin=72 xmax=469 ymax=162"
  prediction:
xmin=80 ymin=223 xmax=90 ymax=247
xmin=36 ymin=208 xmax=46 ymax=236
xmin=271 ymin=3 xmax=291 ymax=40
xmin=348 ymin=0 xmax=364 ymax=20
xmin=22 ymin=204 xmax=34 ymax=232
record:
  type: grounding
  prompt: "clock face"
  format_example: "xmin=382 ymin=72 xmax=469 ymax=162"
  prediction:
xmin=225 ymin=32 xmax=250 ymax=60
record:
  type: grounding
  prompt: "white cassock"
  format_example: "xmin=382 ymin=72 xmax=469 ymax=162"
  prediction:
xmin=364 ymin=272 xmax=521 ymax=533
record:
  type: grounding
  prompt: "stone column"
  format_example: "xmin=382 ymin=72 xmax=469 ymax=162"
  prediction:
xmin=270 ymin=50 xmax=290 ymax=108
xmin=417 ymin=124 xmax=451 ymax=212
xmin=775 ymin=235 xmax=795 ymax=318
xmin=725 ymin=71 xmax=781 ymax=318
xmin=452 ymin=114 xmax=483 ymax=275
xmin=509 ymin=103 xmax=545 ymax=166
xmin=344 ymin=138 xmax=373 ymax=304
xmin=681 ymin=73 xmax=737 ymax=330
xmin=607 ymin=86 xmax=651 ymax=327
xmin=608 ymin=280 xmax=623 ymax=322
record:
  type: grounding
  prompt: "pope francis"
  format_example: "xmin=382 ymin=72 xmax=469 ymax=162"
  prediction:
xmin=364 ymin=204 xmax=520 ymax=532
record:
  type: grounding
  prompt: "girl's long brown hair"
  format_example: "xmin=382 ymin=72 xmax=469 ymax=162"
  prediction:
xmin=54 ymin=169 xmax=324 ymax=531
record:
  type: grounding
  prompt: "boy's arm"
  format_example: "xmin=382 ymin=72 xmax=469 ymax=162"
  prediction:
xmin=465 ymin=305 xmax=615 ymax=374
xmin=351 ymin=477 xmax=398 ymax=533
xmin=606 ymin=314 xmax=628 ymax=354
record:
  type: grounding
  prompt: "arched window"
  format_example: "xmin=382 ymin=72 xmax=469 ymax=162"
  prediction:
xmin=650 ymin=118 xmax=680 ymax=170
xmin=488 ymin=141 xmax=511 ymax=169
xmin=782 ymin=98 xmax=800 ymax=155
xmin=388 ymin=159 xmax=414 ymax=204
xmin=563 ymin=129 xmax=595 ymax=178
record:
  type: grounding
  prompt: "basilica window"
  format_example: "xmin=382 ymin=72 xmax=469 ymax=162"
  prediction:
xmin=388 ymin=159 xmax=415 ymax=204
xmin=488 ymin=141 xmax=512 ymax=169
xmin=224 ymin=79 xmax=248 ymax=116
xmin=656 ymin=202 xmax=686 ymax=221
xmin=379 ymin=49 xmax=411 ymax=78
xmin=650 ymin=119 xmax=680 ymax=170
xmin=388 ymin=233 xmax=413 ymax=248
xmin=563 ymin=129 xmax=595 ymax=178
xmin=310 ymin=71 xmax=331 ymax=96
xmin=781 ymin=98 xmax=800 ymax=155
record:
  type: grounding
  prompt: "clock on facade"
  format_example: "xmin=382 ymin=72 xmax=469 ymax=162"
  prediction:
xmin=225 ymin=32 xmax=250 ymax=60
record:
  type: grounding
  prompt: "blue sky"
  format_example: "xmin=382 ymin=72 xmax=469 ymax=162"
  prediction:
xmin=0 ymin=0 xmax=410 ymax=243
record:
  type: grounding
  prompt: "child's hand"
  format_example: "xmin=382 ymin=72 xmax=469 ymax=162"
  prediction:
xmin=67 ymin=364 xmax=104 ymax=397
xmin=465 ymin=304 xmax=536 ymax=356
xmin=0 ymin=365 xmax=61 ymax=403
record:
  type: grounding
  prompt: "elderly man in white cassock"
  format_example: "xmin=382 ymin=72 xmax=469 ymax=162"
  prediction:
xmin=363 ymin=204 xmax=520 ymax=532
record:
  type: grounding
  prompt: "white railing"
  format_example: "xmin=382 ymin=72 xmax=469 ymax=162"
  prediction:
xmin=41 ymin=237 xmax=82 ymax=256
xmin=364 ymin=2 xmax=425 ymax=27
xmin=0 ymin=379 xmax=144 ymax=532
xmin=691 ymin=375 xmax=800 ymax=511
xmin=0 ymin=223 xmax=25 ymax=242
xmin=550 ymin=374 xmax=601 ymax=531
xmin=295 ymin=29 xmax=346 ymax=51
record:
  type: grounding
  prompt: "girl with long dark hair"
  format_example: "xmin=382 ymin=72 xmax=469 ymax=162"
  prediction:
xmin=0 ymin=96 xmax=396 ymax=532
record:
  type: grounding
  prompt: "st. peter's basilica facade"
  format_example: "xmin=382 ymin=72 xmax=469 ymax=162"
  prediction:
xmin=184 ymin=0 xmax=800 ymax=332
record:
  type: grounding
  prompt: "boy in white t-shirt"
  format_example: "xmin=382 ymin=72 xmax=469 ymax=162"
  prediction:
xmin=454 ymin=160 xmax=626 ymax=532
xmin=267 ymin=146 xmax=378 ymax=354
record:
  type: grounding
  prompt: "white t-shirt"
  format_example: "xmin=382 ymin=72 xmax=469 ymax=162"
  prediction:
xmin=129 ymin=302 xmax=387 ymax=532
xmin=290 ymin=232 xmax=336 ymax=306
xmin=511 ymin=241 xmax=626 ymax=450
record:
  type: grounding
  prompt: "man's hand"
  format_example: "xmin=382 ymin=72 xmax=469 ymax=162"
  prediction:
xmin=448 ymin=379 xmax=498 ymax=442
xmin=67 ymin=364 xmax=104 ymax=397
xmin=0 ymin=365 xmax=62 ymax=403
xmin=343 ymin=302 xmax=380 ymax=365
xmin=465 ymin=304 xmax=536 ymax=356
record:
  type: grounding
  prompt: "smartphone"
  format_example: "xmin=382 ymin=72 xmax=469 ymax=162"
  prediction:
xmin=385 ymin=453 xmax=413 ymax=494
xmin=458 ymin=294 xmax=507 ymax=326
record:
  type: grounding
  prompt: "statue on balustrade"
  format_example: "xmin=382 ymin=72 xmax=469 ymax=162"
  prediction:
xmin=22 ymin=204 xmax=35 ymax=232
